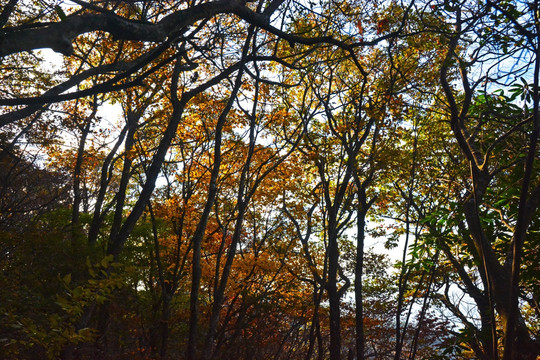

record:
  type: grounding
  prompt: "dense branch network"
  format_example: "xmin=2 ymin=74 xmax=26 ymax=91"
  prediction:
xmin=0 ymin=1 xmax=538 ymax=359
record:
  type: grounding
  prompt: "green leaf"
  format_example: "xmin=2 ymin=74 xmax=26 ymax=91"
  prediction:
xmin=101 ymin=254 xmax=114 ymax=268
xmin=62 ymin=273 xmax=71 ymax=285
xmin=55 ymin=6 xmax=67 ymax=21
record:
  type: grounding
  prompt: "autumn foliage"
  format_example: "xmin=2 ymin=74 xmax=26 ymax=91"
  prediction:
xmin=1 ymin=1 xmax=539 ymax=359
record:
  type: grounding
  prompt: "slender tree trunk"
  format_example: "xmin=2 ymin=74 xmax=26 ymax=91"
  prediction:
xmin=203 ymin=77 xmax=258 ymax=358
xmin=108 ymin=110 xmax=138 ymax=258
xmin=503 ymin=9 xmax=540 ymax=358
xmin=394 ymin=120 xmax=418 ymax=360
xmin=203 ymin=200 xmax=248 ymax=359
xmin=71 ymin=119 xmax=91 ymax=243
xmin=355 ymin=205 xmax=366 ymax=360
xmin=327 ymin=209 xmax=341 ymax=360
xmin=306 ymin=285 xmax=322 ymax=360
xmin=186 ymin=117 xmax=223 ymax=360
xmin=88 ymin=124 xmax=127 ymax=245
xmin=186 ymin=62 xmax=247 ymax=360
xmin=148 ymin=201 xmax=172 ymax=360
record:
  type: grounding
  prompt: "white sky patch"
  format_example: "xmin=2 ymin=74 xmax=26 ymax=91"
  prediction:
xmin=37 ymin=48 xmax=65 ymax=72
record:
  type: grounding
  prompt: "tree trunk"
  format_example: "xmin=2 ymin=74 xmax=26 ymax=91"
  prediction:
xmin=71 ymin=119 xmax=91 ymax=243
xmin=355 ymin=206 xmax=366 ymax=360
xmin=327 ymin=209 xmax=341 ymax=360
xmin=187 ymin=61 xmax=247 ymax=360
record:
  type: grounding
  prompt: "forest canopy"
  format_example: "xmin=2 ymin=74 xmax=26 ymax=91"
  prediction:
xmin=0 ymin=0 xmax=539 ymax=359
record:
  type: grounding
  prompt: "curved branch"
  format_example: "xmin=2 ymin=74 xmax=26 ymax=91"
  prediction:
xmin=0 ymin=43 xmax=170 ymax=126
xmin=0 ymin=0 xmax=245 ymax=57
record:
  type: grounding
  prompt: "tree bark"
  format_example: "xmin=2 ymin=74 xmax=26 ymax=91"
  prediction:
xmin=186 ymin=61 xmax=247 ymax=360
xmin=71 ymin=117 xmax=92 ymax=243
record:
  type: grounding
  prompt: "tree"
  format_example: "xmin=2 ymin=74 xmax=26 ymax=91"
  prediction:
xmin=2 ymin=1 xmax=539 ymax=359
xmin=433 ymin=1 xmax=540 ymax=358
